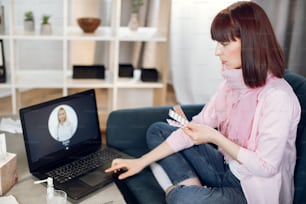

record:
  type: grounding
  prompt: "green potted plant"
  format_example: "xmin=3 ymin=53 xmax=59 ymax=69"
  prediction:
xmin=40 ymin=15 xmax=52 ymax=35
xmin=128 ymin=0 xmax=144 ymax=31
xmin=24 ymin=11 xmax=35 ymax=33
xmin=132 ymin=0 xmax=144 ymax=14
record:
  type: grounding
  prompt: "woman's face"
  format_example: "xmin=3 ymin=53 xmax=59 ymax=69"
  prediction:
xmin=58 ymin=109 xmax=66 ymax=123
xmin=215 ymin=38 xmax=242 ymax=70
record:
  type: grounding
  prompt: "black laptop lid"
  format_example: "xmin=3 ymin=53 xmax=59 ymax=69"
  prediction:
xmin=20 ymin=89 xmax=102 ymax=173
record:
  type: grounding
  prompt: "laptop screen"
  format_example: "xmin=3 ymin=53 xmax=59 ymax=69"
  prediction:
xmin=20 ymin=89 xmax=102 ymax=172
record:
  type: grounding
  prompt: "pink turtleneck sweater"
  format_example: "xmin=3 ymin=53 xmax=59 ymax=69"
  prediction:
xmin=166 ymin=69 xmax=301 ymax=204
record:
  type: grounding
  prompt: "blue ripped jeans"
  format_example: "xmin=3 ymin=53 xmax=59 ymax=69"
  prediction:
xmin=146 ymin=122 xmax=247 ymax=204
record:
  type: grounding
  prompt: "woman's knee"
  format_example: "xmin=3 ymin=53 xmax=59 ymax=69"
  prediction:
xmin=146 ymin=121 xmax=174 ymax=149
xmin=166 ymin=185 xmax=195 ymax=204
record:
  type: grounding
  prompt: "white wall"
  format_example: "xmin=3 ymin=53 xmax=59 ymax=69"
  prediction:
xmin=13 ymin=0 xmax=111 ymax=70
xmin=14 ymin=0 xmax=63 ymax=71
xmin=170 ymin=0 xmax=242 ymax=104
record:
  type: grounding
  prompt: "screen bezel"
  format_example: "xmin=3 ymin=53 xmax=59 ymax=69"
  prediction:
xmin=19 ymin=89 xmax=102 ymax=173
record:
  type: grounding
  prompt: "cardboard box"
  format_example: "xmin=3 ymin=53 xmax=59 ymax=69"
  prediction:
xmin=0 ymin=153 xmax=18 ymax=195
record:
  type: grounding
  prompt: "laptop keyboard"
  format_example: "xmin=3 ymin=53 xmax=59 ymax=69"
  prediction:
xmin=46 ymin=148 xmax=122 ymax=184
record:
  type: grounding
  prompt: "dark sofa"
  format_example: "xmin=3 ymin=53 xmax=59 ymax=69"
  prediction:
xmin=106 ymin=70 xmax=306 ymax=204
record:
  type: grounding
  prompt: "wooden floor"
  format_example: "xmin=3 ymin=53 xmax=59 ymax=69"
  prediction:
xmin=0 ymin=86 xmax=178 ymax=132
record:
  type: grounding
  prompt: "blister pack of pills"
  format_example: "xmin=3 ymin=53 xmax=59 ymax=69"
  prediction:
xmin=167 ymin=105 xmax=189 ymax=128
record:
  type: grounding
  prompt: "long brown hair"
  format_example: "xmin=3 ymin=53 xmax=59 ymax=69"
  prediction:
xmin=211 ymin=1 xmax=285 ymax=88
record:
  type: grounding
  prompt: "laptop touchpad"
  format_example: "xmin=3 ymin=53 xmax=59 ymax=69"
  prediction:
xmin=79 ymin=170 xmax=111 ymax=186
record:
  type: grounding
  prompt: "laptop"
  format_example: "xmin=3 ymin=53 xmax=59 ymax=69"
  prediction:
xmin=19 ymin=89 xmax=130 ymax=201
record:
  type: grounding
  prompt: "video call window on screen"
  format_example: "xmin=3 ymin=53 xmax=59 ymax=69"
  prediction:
xmin=48 ymin=105 xmax=78 ymax=148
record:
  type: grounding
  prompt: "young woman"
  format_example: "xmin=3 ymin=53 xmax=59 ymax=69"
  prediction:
xmin=106 ymin=2 xmax=301 ymax=203
xmin=56 ymin=107 xmax=74 ymax=142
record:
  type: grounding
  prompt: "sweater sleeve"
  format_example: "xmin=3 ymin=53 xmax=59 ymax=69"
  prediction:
xmin=237 ymin=85 xmax=300 ymax=177
xmin=166 ymin=128 xmax=195 ymax=152
xmin=166 ymin=86 xmax=222 ymax=152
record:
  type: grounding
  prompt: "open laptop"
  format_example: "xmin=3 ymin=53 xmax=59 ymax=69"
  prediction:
xmin=19 ymin=89 xmax=129 ymax=201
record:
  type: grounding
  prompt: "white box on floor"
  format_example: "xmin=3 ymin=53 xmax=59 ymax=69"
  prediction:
xmin=0 ymin=153 xmax=18 ymax=195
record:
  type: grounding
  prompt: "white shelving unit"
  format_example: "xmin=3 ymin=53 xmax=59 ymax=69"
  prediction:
xmin=0 ymin=0 xmax=171 ymax=115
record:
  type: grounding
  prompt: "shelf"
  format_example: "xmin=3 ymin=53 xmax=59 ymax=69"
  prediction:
xmin=12 ymin=27 xmax=64 ymax=40
xmin=66 ymin=27 xmax=115 ymax=41
xmin=0 ymin=0 xmax=171 ymax=114
xmin=15 ymin=70 xmax=64 ymax=88
xmin=7 ymin=27 xmax=167 ymax=42
xmin=116 ymin=78 xmax=163 ymax=88
xmin=0 ymin=82 xmax=11 ymax=88
xmin=0 ymin=34 xmax=11 ymax=39
xmin=118 ymin=27 xmax=167 ymax=42
xmin=66 ymin=78 xmax=114 ymax=88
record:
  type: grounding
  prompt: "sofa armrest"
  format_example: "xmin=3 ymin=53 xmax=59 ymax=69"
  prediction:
xmin=106 ymin=104 xmax=203 ymax=157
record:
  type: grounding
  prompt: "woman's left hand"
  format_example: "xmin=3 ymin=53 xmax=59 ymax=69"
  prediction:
xmin=182 ymin=123 xmax=220 ymax=145
xmin=183 ymin=123 xmax=241 ymax=162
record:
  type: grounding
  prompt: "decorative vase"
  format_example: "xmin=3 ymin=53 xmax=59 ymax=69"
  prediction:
xmin=24 ymin=20 xmax=35 ymax=33
xmin=40 ymin=24 xmax=52 ymax=35
xmin=128 ymin=13 xmax=139 ymax=31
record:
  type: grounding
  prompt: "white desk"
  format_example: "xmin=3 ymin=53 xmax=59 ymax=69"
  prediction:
xmin=3 ymin=131 xmax=126 ymax=204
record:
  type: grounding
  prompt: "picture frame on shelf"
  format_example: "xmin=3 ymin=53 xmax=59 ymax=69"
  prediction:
xmin=0 ymin=39 xmax=6 ymax=83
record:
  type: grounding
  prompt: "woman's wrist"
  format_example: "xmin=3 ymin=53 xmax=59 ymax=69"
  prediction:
xmin=140 ymin=153 xmax=157 ymax=168
xmin=210 ymin=129 xmax=223 ymax=145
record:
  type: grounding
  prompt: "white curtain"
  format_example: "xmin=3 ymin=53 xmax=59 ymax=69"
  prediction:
xmin=169 ymin=0 xmax=238 ymax=104
xmin=169 ymin=0 xmax=306 ymax=105
xmin=255 ymin=0 xmax=306 ymax=77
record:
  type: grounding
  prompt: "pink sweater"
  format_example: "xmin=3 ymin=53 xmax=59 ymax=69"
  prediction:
xmin=166 ymin=77 xmax=301 ymax=204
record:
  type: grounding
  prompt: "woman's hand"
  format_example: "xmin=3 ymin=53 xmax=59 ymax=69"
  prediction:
xmin=105 ymin=158 xmax=145 ymax=180
xmin=184 ymin=123 xmax=241 ymax=162
xmin=105 ymin=141 xmax=175 ymax=180
xmin=183 ymin=123 xmax=220 ymax=145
